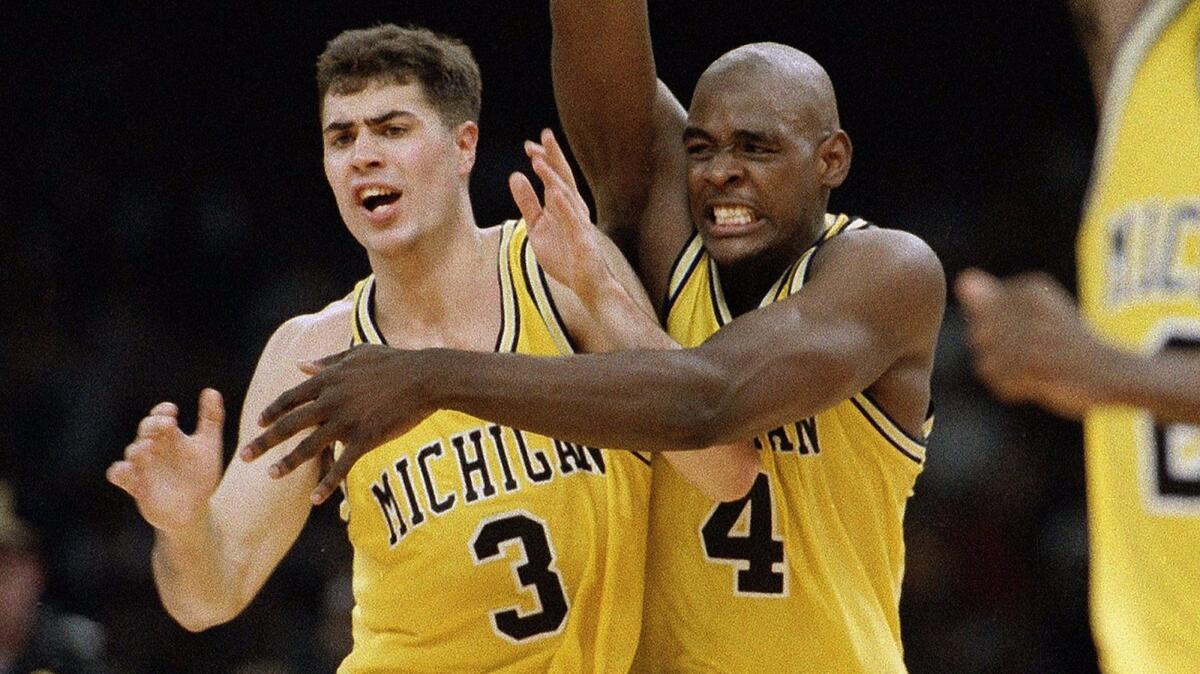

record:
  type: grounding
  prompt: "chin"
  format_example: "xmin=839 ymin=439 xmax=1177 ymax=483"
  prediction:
xmin=700 ymin=233 xmax=769 ymax=268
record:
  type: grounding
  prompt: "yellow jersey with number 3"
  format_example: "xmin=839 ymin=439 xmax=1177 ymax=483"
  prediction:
xmin=336 ymin=219 xmax=650 ymax=673
xmin=1075 ymin=1 xmax=1200 ymax=671
xmin=633 ymin=214 xmax=929 ymax=673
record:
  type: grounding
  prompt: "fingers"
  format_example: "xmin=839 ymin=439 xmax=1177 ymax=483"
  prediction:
xmin=194 ymin=388 xmax=225 ymax=445
xmin=953 ymin=268 xmax=1001 ymax=317
xmin=539 ymin=128 xmax=577 ymax=191
xmin=137 ymin=413 xmax=181 ymax=442
xmin=509 ymin=171 xmax=544 ymax=225
xmin=312 ymin=348 xmax=354 ymax=370
xmin=311 ymin=451 xmax=356 ymax=504
xmin=107 ymin=461 xmax=145 ymax=499
xmin=259 ymin=377 xmax=321 ymax=427
xmin=241 ymin=402 xmax=324 ymax=462
xmin=268 ymin=424 xmax=339 ymax=479
xmin=150 ymin=402 xmax=178 ymax=417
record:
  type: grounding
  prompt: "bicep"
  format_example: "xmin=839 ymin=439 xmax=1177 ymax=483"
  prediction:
xmin=693 ymin=232 xmax=944 ymax=436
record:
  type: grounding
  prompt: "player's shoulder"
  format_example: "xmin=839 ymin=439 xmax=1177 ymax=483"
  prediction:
xmin=265 ymin=292 xmax=355 ymax=363
xmin=807 ymin=223 xmax=946 ymax=326
xmin=818 ymin=224 xmax=943 ymax=291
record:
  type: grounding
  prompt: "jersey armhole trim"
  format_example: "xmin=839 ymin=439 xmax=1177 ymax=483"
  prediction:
xmin=849 ymin=393 xmax=927 ymax=465
xmin=663 ymin=232 xmax=706 ymax=318
xmin=519 ymin=237 xmax=576 ymax=355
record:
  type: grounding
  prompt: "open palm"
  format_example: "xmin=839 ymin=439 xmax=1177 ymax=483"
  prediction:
xmin=107 ymin=389 xmax=226 ymax=533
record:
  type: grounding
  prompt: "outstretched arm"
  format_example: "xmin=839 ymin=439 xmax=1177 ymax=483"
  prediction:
xmin=956 ymin=268 xmax=1200 ymax=423
xmin=244 ymin=229 xmax=944 ymax=503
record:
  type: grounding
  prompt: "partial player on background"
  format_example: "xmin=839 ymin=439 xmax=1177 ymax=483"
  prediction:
xmin=956 ymin=0 xmax=1200 ymax=671
xmin=244 ymin=1 xmax=946 ymax=671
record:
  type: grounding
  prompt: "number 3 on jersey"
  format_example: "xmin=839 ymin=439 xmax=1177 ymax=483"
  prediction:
xmin=471 ymin=511 xmax=569 ymax=642
xmin=700 ymin=473 xmax=786 ymax=595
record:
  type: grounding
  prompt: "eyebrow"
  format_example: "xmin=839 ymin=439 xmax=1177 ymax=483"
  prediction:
xmin=682 ymin=127 xmax=776 ymax=145
xmin=323 ymin=110 xmax=415 ymax=134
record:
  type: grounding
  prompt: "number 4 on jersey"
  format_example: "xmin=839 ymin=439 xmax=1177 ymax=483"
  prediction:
xmin=700 ymin=473 xmax=786 ymax=595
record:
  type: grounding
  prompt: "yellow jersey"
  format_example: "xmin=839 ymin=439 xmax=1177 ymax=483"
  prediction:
xmin=337 ymin=220 xmax=651 ymax=673
xmin=1076 ymin=1 xmax=1200 ymax=671
xmin=633 ymin=214 xmax=930 ymax=673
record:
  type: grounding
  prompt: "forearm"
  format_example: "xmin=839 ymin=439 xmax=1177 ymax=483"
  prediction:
xmin=572 ymin=266 xmax=676 ymax=352
xmin=1100 ymin=348 xmax=1200 ymax=424
xmin=150 ymin=509 xmax=246 ymax=631
xmin=423 ymin=331 xmax=858 ymax=452
xmin=550 ymin=0 xmax=655 ymax=238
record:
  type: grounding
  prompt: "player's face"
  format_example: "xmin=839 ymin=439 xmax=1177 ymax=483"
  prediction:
xmin=684 ymin=72 xmax=830 ymax=267
xmin=322 ymin=81 xmax=474 ymax=257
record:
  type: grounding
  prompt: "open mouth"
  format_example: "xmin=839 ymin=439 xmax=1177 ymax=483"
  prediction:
xmin=359 ymin=187 xmax=401 ymax=212
xmin=709 ymin=204 xmax=759 ymax=232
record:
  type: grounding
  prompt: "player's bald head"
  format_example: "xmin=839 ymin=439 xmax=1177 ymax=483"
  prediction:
xmin=695 ymin=43 xmax=840 ymax=135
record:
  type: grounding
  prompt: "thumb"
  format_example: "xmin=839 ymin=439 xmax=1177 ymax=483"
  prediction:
xmin=954 ymin=268 xmax=1001 ymax=315
xmin=194 ymin=388 xmax=225 ymax=445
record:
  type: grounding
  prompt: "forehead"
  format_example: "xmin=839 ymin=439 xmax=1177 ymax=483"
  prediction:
xmin=320 ymin=81 xmax=435 ymax=125
xmin=687 ymin=71 xmax=805 ymax=137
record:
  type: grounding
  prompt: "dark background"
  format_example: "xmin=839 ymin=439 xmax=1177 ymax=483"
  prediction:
xmin=1 ymin=1 xmax=1098 ymax=672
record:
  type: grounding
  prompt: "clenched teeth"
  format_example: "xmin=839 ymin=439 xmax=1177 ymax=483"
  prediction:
xmin=713 ymin=205 xmax=755 ymax=227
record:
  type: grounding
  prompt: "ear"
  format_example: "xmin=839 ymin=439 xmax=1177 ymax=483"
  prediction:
xmin=455 ymin=120 xmax=479 ymax=177
xmin=818 ymin=129 xmax=852 ymax=188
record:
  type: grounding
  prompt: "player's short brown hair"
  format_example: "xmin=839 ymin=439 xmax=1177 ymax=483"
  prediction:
xmin=316 ymin=24 xmax=482 ymax=127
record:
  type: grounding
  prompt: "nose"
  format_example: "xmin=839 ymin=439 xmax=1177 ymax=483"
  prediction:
xmin=701 ymin=149 xmax=743 ymax=188
xmin=351 ymin=132 xmax=384 ymax=172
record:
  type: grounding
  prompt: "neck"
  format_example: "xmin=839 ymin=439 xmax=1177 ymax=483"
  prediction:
xmin=718 ymin=214 xmax=825 ymax=317
xmin=367 ymin=195 xmax=492 ymax=338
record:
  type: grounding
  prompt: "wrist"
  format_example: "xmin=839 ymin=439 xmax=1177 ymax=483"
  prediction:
xmin=571 ymin=262 xmax=625 ymax=309
xmin=157 ymin=501 xmax=214 ymax=549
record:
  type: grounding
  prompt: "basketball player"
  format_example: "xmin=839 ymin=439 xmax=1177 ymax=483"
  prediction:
xmin=956 ymin=0 xmax=1200 ymax=671
xmin=244 ymin=1 xmax=946 ymax=670
xmin=102 ymin=24 xmax=735 ymax=671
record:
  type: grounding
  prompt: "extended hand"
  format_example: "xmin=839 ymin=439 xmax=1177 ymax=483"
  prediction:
xmin=107 ymin=389 xmax=225 ymax=533
xmin=955 ymin=269 xmax=1111 ymax=419
xmin=239 ymin=345 xmax=433 ymax=504
xmin=508 ymin=128 xmax=609 ymax=296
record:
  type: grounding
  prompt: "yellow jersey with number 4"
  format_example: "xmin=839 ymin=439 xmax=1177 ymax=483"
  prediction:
xmin=336 ymin=219 xmax=650 ymax=673
xmin=1075 ymin=1 xmax=1200 ymax=671
xmin=633 ymin=214 xmax=929 ymax=673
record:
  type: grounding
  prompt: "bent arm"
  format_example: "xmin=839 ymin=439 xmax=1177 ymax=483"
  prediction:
xmin=153 ymin=319 xmax=322 ymax=630
xmin=428 ymin=231 xmax=943 ymax=450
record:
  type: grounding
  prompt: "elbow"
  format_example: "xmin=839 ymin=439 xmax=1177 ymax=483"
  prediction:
xmin=660 ymin=355 xmax=741 ymax=449
xmin=165 ymin=602 xmax=237 ymax=633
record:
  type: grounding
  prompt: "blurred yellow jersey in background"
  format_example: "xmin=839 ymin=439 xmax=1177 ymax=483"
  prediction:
xmin=1076 ymin=1 xmax=1200 ymax=671
xmin=337 ymin=219 xmax=650 ymax=673
xmin=634 ymin=214 xmax=929 ymax=673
